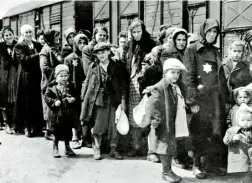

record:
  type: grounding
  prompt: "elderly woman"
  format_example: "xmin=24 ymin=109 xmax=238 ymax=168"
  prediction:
xmin=14 ymin=24 xmax=43 ymax=137
xmin=0 ymin=27 xmax=17 ymax=134
xmin=40 ymin=29 xmax=61 ymax=140
xmin=122 ymin=20 xmax=156 ymax=157
xmin=183 ymin=19 xmax=228 ymax=179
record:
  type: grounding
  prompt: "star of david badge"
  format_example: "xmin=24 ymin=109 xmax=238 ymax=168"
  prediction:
xmin=203 ymin=63 xmax=212 ymax=74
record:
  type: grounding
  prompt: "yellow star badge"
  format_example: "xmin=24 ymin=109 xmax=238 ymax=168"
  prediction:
xmin=203 ymin=63 xmax=212 ymax=74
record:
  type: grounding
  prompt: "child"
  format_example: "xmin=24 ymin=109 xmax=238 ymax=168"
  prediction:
xmin=227 ymin=87 xmax=252 ymax=128
xmin=80 ymin=42 xmax=127 ymax=160
xmin=44 ymin=64 xmax=76 ymax=158
xmin=223 ymin=103 xmax=252 ymax=173
xmin=146 ymin=58 xmax=188 ymax=182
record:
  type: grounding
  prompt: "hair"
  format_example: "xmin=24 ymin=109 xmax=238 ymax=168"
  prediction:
xmin=228 ymin=40 xmax=245 ymax=57
xmin=128 ymin=20 xmax=150 ymax=42
xmin=92 ymin=25 xmax=109 ymax=41
xmin=233 ymin=88 xmax=251 ymax=104
xmin=1 ymin=27 xmax=14 ymax=38
xmin=118 ymin=31 xmax=127 ymax=39
xmin=36 ymin=29 xmax=44 ymax=38
xmin=20 ymin=24 xmax=33 ymax=35
xmin=237 ymin=103 xmax=252 ymax=122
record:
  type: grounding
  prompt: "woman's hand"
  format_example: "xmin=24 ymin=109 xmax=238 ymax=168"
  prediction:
xmin=55 ymin=100 xmax=61 ymax=107
xmin=190 ymin=105 xmax=200 ymax=114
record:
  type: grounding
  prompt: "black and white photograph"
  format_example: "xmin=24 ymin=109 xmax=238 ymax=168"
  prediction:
xmin=0 ymin=0 xmax=252 ymax=182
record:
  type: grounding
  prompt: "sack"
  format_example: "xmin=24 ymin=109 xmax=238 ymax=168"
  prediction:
xmin=133 ymin=94 xmax=150 ymax=128
xmin=115 ymin=105 xmax=129 ymax=135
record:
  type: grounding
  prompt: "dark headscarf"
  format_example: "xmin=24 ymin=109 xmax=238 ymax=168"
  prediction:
xmin=43 ymin=29 xmax=60 ymax=47
xmin=199 ymin=19 xmax=219 ymax=45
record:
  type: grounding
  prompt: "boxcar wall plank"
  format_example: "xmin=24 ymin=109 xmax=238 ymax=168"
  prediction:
xmin=163 ymin=1 xmax=182 ymax=11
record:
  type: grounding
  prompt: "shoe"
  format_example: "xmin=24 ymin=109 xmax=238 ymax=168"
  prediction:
xmin=110 ymin=150 xmax=123 ymax=160
xmin=193 ymin=166 xmax=206 ymax=179
xmin=162 ymin=170 xmax=182 ymax=182
xmin=172 ymin=158 xmax=186 ymax=169
xmin=72 ymin=140 xmax=82 ymax=149
xmin=65 ymin=147 xmax=76 ymax=156
xmin=127 ymin=149 xmax=138 ymax=157
xmin=5 ymin=125 xmax=13 ymax=134
xmin=44 ymin=131 xmax=54 ymax=141
xmin=25 ymin=128 xmax=32 ymax=137
xmin=81 ymin=139 xmax=92 ymax=148
xmin=93 ymin=144 xmax=101 ymax=160
xmin=147 ymin=154 xmax=160 ymax=163
xmin=53 ymin=147 xmax=61 ymax=158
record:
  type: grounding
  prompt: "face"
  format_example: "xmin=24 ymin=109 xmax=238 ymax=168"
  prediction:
xmin=23 ymin=29 xmax=33 ymax=42
xmin=238 ymin=113 xmax=252 ymax=129
xmin=119 ymin=37 xmax=127 ymax=47
xmin=236 ymin=91 xmax=250 ymax=105
xmin=230 ymin=45 xmax=243 ymax=61
xmin=56 ymin=71 xmax=69 ymax=84
xmin=205 ymin=27 xmax=218 ymax=44
xmin=54 ymin=35 xmax=60 ymax=46
xmin=67 ymin=33 xmax=75 ymax=46
xmin=131 ymin=26 xmax=143 ymax=42
xmin=175 ymin=34 xmax=187 ymax=50
xmin=3 ymin=30 xmax=14 ymax=45
xmin=95 ymin=29 xmax=107 ymax=43
xmin=96 ymin=50 xmax=110 ymax=63
xmin=37 ymin=35 xmax=45 ymax=45
xmin=77 ymin=39 xmax=87 ymax=51
xmin=164 ymin=69 xmax=181 ymax=83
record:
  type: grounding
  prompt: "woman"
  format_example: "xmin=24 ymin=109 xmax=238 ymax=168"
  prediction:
xmin=65 ymin=33 xmax=90 ymax=149
xmin=14 ymin=24 xmax=43 ymax=137
xmin=40 ymin=29 xmax=61 ymax=140
xmin=183 ymin=19 xmax=228 ymax=179
xmin=80 ymin=42 xmax=127 ymax=160
xmin=36 ymin=30 xmax=45 ymax=46
xmin=0 ymin=27 xmax=17 ymax=134
xmin=82 ymin=25 xmax=109 ymax=75
xmin=122 ymin=20 xmax=155 ymax=157
xmin=62 ymin=28 xmax=76 ymax=59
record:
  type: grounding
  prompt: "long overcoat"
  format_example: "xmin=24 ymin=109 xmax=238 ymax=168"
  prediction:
xmin=80 ymin=60 xmax=127 ymax=124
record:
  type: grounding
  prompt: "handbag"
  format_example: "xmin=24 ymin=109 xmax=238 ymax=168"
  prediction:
xmin=115 ymin=104 xmax=129 ymax=135
xmin=133 ymin=94 xmax=150 ymax=128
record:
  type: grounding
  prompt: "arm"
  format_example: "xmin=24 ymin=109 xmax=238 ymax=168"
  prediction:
xmin=44 ymin=87 xmax=59 ymax=112
xmin=80 ymin=64 xmax=92 ymax=100
xmin=82 ymin=45 xmax=93 ymax=75
xmin=40 ymin=52 xmax=54 ymax=81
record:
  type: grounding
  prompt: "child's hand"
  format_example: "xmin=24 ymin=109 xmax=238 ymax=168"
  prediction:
xmin=67 ymin=97 xmax=75 ymax=104
xmin=190 ymin=105 xmax=200 ymax=114
xmin=233 ymin=134 xmax=243 ymax=141
xmin=55 ymin=100 xmax=61 ymax=107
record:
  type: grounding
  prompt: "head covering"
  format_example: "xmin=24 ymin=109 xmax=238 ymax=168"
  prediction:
xmin=43 ymin=29 xmax=60 ymax=46
xmin=159 ymin=24 xmax=171 ymax=32
xmin=163 ymin=58 xmax=187 ymax=72
xmin=142 ymin=53 xmax=153 ymax=65
xmin=73 ymin=33 xmax=88 ymax=51
xmin=64 ymin=28 xmax=76 ymax=39
xmin=93 ymin=42 xmax=111 ymax=54
xmin=199 ymin=19 xmax=219 ymax=44
xmin=1 ymin=27 xmax=14 ymax=38
xmin=172 ymin=28 xmax=188 ymax=51
xmin=55 ymin=64 xmax=69 ymax=76
xmin=188 ymin=33 xmax=199 ymax=45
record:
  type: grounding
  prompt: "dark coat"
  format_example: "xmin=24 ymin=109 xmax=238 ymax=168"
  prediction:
xmin=44 ymin=81 xmax=77 ymax=132
xmin=13 ymin=40 xmax=43 ymax=126
xmin=146 ymin=79 xmax=178 ymax=155
xmin=82 ymin=40 xmax=96 ymax=76
xmin=40 ymin=44 xmax=62 ymax=94
xmin=0 ymin=40 xmax=17 ymax=106
xmin=80 ymin=59 xmax=127 ymax=123
xmin=61 ymin=44 xmax=73 ymax=59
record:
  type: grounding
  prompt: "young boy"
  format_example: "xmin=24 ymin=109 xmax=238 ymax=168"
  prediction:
xmin=44 ymin=64 xmax=77 ymax=158
xmin=146 ymin=58 xmax=188 ymax=182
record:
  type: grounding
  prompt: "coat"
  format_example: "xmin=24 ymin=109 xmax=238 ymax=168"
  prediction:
xmin=0 ymin=40 xmax=17 ymax=107
xmin=223 ymin=126 xmax=252 ymax=173
xmin=82 ymin=40 xmax=96 ymax=76
xmin=146 ymin=79 xmax=180 ymax=155
xmin=61 ymin=44 xmax=73 ymax=59
xmin=44 ymin=81 xmax=77 ymax=132
xmin=80 ymin=59 xmax=127 ymax=123
xmin=40 ymin=44 xmax=62 ymax=94
xmin=13 ymin=40 xmax=43 ymax=126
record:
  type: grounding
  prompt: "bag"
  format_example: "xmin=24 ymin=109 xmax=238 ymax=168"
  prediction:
xmin=133 ymin=94 xmax=150 ymax=128
xmin=115 ymin=105 xmax=129 ymax=135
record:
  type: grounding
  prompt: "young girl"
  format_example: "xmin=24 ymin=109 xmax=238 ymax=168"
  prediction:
xmin=227 ymin=87 xmax=252 ymax=128
xmin=224 ymin=103 xmax=252 ymax=173
xmin=146 ymin=58 xmax=188 ymax=182
xmin=44 ymin=64 xmax=76 ymax=158
xmin=80 ymin=42 xmax=127 ymax=160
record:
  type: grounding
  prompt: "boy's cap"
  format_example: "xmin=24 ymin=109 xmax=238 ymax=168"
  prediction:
xmin=93 ymin=42 xmax=111 ymax=54
xmin=55 ymin=64 xmax=69 ymax=76
xmin=163 ymin=58 xmax=187 ymax=72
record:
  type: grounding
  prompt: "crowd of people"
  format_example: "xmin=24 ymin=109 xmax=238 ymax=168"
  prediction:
xmin=1 ymin=18 xmax=252 ymax=182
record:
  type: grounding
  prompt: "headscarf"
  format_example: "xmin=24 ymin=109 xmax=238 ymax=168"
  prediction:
xmin=73 ymin=33 xmax=88 ymax=56
xmin=199 ymin=19 xmax=219 ymax=45
xmin=43 ymin=29 xmax=60 ymax=47
xmin=172 ymin=28 xmax=188 ymax=52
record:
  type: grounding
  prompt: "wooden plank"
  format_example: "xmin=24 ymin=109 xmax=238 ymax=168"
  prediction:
xmin=163 ymin=1 xmax=182 ymax=11
xmin=119 ymin=1 xmax=138 ymax=15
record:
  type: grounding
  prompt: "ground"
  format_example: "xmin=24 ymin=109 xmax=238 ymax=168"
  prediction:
xmin=0 ymin=130 xmax=250 ymax=183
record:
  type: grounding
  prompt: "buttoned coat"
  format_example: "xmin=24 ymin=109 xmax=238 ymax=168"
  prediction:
xmin=80 ymin=60 xmax=127 ymax=123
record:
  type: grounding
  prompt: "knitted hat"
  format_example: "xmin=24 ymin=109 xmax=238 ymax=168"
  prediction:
xmin=55 ymin=64 xmax=69 ymax=76
xmin=163 ymin=58 xmax=187 ymax=72
xmin=93 ymin=42 xmax=111 ymax=54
